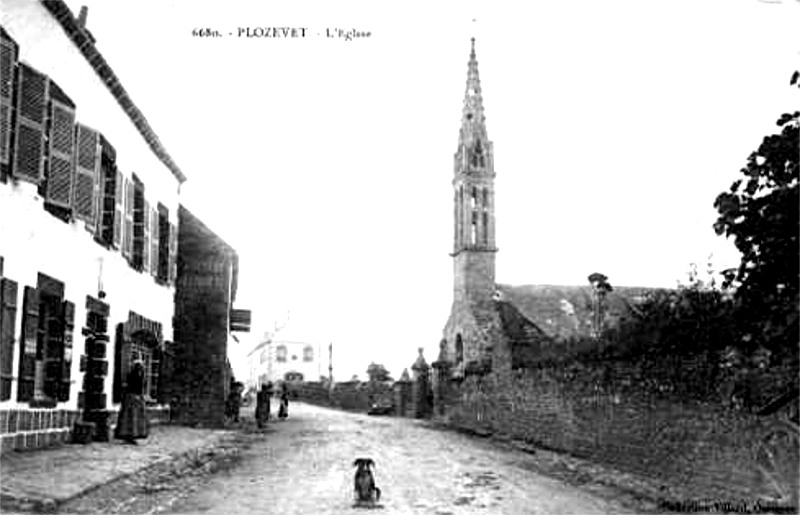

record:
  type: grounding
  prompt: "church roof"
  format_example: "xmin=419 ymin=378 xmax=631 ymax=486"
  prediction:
xmin=496 ymin=283 xmax=660 ymax=341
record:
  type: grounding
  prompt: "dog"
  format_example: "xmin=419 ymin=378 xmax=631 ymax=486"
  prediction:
xmin=353 ymin=458 xmax=381 ymax=505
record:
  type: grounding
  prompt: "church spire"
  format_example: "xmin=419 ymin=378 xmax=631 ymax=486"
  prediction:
xmin=452 ymin=38 xmax=496 ymax=256
xmin=459 ymin=37 xmax=488 ymax=148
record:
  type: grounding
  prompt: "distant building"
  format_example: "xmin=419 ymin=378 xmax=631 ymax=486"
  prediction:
xmin=246 ymin=329 xmax=326 ymax=390
xmin=440 ymin=39 xmax=654 ymax=377
xmin=1 ymin=2 xmax=184 ymax=450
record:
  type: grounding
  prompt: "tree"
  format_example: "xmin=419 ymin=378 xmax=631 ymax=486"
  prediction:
xmin=366 ymin=362 xmax=393 ymax=383
xmin=713 ymin=71 xmax=799 ymax=357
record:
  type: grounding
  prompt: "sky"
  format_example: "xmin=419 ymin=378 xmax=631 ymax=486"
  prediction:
xmin=54 ymin=0 xmax=800 ymax=382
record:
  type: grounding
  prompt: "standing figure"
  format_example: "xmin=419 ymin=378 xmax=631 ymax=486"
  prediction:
xmin=278 ymin=383 xmax=289 ymax=420
xmin=114 ymin=361 xmax=148 ymax=444
xmin=225 ymin=380 xmax=243 ymax=423
xmin=255 ymin=382 xmax=272 ymax=429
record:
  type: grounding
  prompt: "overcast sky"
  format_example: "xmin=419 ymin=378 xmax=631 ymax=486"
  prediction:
xmin=54 ymin=0 xmax=800 ymax=381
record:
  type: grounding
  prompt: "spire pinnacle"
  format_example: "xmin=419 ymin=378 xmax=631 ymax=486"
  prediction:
xmin=459 ymin=38 xmax=487 ymax=147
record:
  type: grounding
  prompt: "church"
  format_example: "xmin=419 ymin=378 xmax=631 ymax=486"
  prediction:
xmin=440 ymin=39 xmax=650 ymax=378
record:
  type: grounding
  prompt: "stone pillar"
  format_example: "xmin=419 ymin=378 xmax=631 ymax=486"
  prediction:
xmin=411 ymin=348 xmax=431 ymax=419
xmin=81 ymin=296 xmax=110 ymax=441
xmin=393 ymin=372 xmax=411 ymax=418
xmin=431 ymin=339 xmax=452 ymax=418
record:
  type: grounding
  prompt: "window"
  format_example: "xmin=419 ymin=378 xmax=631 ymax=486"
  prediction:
xmin=156 ymin=204 xmax=170 ymax=281
xmin=303 ymin=345 xmax=313 ymax=362
xmin=113 ymin=318 xmax=162 ymax=404
xmin=482 ymin=211 xmax=488 ymax=245
xmin=455 ymin=334 xmax=464 ymax=365
xmin=0 ymin=276 xmax=18 ymax=400
xmin=131 ymin=175 xmax=147 ymax=271
xmin=16 ymin=274 xmax=74 ymax=405
xmin=0 ymin=30 xmax=19 ymax=180
xmin=96 ymin=135 xmax=121 ymax=248
xmin=276 ymin=345 xmax=287 ymax=363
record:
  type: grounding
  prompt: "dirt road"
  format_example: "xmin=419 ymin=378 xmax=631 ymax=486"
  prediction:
xmin=164 ymin=402 xmax=633 ymax=514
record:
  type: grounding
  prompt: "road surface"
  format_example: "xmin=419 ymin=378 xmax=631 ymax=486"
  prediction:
xmin=164 ymin=402 xmax=633 ymax=514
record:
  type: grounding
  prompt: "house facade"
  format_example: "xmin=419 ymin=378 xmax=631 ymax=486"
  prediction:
xmin=246 ymin=331 xmax=325 ymax=390
xmin=0 ymin=1 xmax=184 ymax=451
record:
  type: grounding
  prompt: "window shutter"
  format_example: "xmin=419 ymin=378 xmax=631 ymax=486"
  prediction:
xmin=168 ymin=221 xmax=178 ymax=285
xmin=16 ymin=286 xmax=39 ymax=402
xmin=44 ymin=95 xmax=76 ymax=209
xmin=122 ymin=175 xmax=133 ymax=261
xmin=150 ymin=205 xmax=159 ymax=278
xmin=113 ymin=169 xmax=123 ymax=249
xmin=58 ymin=299 xmax=74 ymax=402
xmin=142 ymin=198 xmax=150 ymax=273
xmin=97 ymin=135 xmax=117 ymax=243
xmin=73 ymin=123 xmax=100 ymax=227
xmin=12 ymin=63 xmax=48 ymax=184
xmin=0 ymin=278 xmax=18 ymax=400
xmin=42 ymin=295 xmax=62 ymax=400
xmin=0 ymin=33 xmax=18 ymax=172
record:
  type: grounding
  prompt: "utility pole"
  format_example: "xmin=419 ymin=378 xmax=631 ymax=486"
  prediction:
xmin=328 ymin=342 xmax=333 ymax=387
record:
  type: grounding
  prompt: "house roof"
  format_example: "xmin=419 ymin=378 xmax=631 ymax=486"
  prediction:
xmin=42 ymin=0 xmax=187 ymax=184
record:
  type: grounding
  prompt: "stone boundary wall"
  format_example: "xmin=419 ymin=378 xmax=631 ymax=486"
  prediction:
xmin=442 ymin=366 xmax=777 ymax=501
xmin=0 ymin=405 xmax=170 ymax=453
xmin=293 ymin=381 xmax=396 ymax=413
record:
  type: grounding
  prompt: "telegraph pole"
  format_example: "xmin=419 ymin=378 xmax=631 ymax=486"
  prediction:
xmin=328 ymin=342 xmax=333 ymax=387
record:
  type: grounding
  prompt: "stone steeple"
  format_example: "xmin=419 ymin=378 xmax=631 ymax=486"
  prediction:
xmin=442 ymin=38 xmax=502 ymax=378
xmin=452 ymin=38 xmax=496 ymax=257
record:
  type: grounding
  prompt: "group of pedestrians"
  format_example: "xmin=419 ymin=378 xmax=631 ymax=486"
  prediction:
xmin=112 ymin=360 xmax=292 ymax=449
xmin=255 ymin=381 xmax=290 ymax=428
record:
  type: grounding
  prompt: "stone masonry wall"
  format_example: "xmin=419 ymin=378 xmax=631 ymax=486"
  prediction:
xmin=441 ymin=365 xmax=776 ymax=501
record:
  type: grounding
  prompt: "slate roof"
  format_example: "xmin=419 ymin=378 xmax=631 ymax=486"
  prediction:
xmin=496 ymin=283 xmax=658 ymax=341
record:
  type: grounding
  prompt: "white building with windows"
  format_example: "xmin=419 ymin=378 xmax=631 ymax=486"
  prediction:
xmin=246 ymin=329 xmax=328 ymax=390
xmin=1 ymin=1 xmax=183 ymax=451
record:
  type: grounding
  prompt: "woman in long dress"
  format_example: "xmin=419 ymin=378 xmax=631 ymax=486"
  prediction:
xmin=255 ymin=382 xmax=272 ymax=428
xmin=115 ymin=361 xmax=148 ymax=444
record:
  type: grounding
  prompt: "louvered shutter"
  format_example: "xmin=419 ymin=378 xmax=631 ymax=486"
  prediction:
xmin=58 ymin=300 xmax=74 ymax=402
xmin=150 ymin=205 xmax=159 ymax=278
xmin=0 ymin=33 xmax=18 ymax=172
xmin=97 ymin=137 xmax=117 ymax=244
xmin=42 ymin=296 xmax=62 ymax=400
xmin=113 ymin=169 xmax=123 ymax=249
xmin=12 ymin=63 xmax=48 ymax=184
xmin=45 ymin=95 xmax=76 ymax=209
xmin=142 ymin=198 xmax=151 ymax=273
xmin=122 ymin=176 xmax=134 ymax=261
xmin=0 ymin=278 xmax=18 ymax=400
xmin=16 ymin=286 xmax=39 ymax=402
xmin=73 ymin=124 xmax=100 ymax=227
xmin=168 ymin=221 xmax=178 ymax=285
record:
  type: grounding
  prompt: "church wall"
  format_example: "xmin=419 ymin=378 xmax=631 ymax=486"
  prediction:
xmin=439 ymin=366 xmax=775 ymax=503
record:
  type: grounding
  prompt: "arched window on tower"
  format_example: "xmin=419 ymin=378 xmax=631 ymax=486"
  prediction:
xmin=483 ymin=188 xmax=489 ymax=209
xmin=455 ymin=334 xmax=464 ymax=365
xmin=483 ymin=211 xmax=489 ymax=245
xmin=471 ymin=210 xmax=477 ymax=245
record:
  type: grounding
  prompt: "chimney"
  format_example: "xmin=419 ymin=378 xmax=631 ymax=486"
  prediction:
xmin=77 ymin=6 xmax=88 ymax=29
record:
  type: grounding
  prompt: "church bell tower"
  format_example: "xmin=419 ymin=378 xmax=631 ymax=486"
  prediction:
xmin=451 ymin=38 xmax=497 ymax=310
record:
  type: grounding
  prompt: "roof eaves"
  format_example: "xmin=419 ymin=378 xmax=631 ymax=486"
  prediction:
xmin=41 ymin=0 xmax=187 ymax=184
